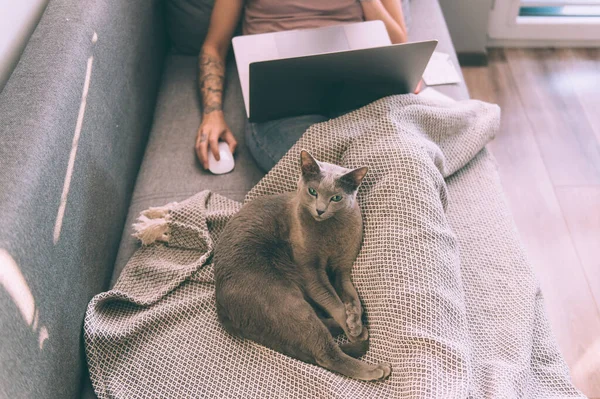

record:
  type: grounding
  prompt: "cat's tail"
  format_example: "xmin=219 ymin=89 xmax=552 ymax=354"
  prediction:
xmin=340 ymin=339 xmax=369 ymax=359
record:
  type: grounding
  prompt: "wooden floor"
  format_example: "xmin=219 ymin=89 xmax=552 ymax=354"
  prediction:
xmin=462 ymin=48 xmax=600 ymax=398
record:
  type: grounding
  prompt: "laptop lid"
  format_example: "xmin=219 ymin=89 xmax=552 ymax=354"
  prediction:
xmin=248 ymin=40 xmax=438 ymax=123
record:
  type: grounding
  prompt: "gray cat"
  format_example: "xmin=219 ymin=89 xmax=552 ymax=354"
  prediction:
xmin=214 ymin=150 xmax=391 ymax=381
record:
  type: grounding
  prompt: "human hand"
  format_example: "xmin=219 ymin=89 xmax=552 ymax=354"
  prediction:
xmin=414 ymin=79 xmax=424 ymax=94
xmin=195 ymin=112 xmax=237 ymax=170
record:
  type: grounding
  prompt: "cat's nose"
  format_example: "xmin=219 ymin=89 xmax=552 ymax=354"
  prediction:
xmin=316 ymin=209 xmax=325 ymax=216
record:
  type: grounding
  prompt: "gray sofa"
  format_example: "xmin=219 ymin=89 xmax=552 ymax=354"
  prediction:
xmin=0 ymin=0 xmax=472 ymax=397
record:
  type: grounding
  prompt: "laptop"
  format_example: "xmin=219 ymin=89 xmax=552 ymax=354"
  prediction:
xmin=232 ymin=21 xmax=437 ymax=123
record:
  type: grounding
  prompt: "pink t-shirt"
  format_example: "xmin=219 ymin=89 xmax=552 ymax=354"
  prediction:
xmin=243 ymin=0 xmax=364 ymax=35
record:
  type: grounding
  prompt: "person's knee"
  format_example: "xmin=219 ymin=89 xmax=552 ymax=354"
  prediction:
xmin=245 ymin=122 xmax=277 ymax=172
xmin=244 ymin=114 xmax=329 ymax=172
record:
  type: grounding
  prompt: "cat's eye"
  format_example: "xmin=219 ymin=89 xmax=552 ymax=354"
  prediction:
xmin=331 ymin=195 xmax=343 ymax=202
xmin=308 ymin=187 xmax=318 ymax=197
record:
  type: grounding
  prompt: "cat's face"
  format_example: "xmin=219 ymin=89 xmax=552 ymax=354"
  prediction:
xmin=296 ymin=150 xmax=368 ymax=221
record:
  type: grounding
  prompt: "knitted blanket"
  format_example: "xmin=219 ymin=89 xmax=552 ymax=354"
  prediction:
xmin=84 ymin=95 xmax=583 ymax=398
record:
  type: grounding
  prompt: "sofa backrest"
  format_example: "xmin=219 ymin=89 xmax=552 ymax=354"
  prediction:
xmin=165 ymin=0 xmax=216 ymax=54
xmin=0 ymin=0 xmax=167 ymax=397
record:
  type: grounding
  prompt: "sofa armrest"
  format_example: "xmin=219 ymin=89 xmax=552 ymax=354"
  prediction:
xmin=409 ymin=0 xmax=470 ymax=100
xmin=0 ymin=0 xmax=167 ymax=397
xmin=0 ymin=0 xmax=49 ymax=92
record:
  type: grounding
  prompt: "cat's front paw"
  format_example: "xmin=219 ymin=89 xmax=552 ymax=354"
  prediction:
xmin=345 ymin=303 xmax=363 ymax=340
xmin=354 ymin=325 xmax=368 ymax=342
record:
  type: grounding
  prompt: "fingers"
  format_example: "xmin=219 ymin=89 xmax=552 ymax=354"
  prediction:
xmin=196 ymin=129 xmax=209 ymax=170
xmin=196 ymin=124 xmax=237 ymax=169
xmin=209 ymin=134 xmax=220 ymax=161
xmin=223 ymin=130 xmax=238 ymax=154
xmin=414 ymin=79 xmax=424 ymax=94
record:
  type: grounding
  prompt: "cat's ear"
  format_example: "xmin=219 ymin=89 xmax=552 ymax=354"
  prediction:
xmin=339 ymin=166 xmax=368 ymax=191
xmin=300 ymin=150 xmax=321 ymax=177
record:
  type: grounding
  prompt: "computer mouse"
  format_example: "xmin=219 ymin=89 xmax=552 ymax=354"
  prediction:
xmin=208 ymin=142 xmax=235 ymax=175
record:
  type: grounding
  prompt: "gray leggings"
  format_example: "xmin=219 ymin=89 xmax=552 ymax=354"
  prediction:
xmin=245 ymin=114 xmax=329 ymax=173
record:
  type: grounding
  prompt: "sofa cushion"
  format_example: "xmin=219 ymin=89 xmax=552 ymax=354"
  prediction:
xmin=109 ymin=55 xmax=264 ymax=285
xmin=110 ymin=0 xmax=468 ymax=288
xmin=83 ymin=1 xmax=470 ymax=397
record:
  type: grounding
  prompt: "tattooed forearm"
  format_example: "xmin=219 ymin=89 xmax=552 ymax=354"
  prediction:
xmin=203 ymin=101 xmax=222 ymax=114
xmin=198 ymin=50 xmax=225 ymax=115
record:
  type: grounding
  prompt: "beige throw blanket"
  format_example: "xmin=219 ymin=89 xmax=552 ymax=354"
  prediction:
xmin=84 ymin=95 xmax=583 ymax=398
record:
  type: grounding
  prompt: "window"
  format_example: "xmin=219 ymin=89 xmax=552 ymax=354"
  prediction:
xmin=488 ymin=0 xmax=600 ymax=45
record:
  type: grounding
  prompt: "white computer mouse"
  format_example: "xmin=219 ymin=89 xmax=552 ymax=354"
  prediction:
xmin=208 ymin=142 xmax=235 ymax=175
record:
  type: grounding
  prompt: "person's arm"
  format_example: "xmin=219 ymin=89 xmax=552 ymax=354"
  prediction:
xmin=360 ymin=0 xmax=407 ymax=44
xmin=196 ymin=0 xmax=244 ymax=169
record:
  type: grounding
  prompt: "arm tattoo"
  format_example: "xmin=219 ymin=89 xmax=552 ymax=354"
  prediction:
xmin=198 ymin=50 xmax=225 ymax=115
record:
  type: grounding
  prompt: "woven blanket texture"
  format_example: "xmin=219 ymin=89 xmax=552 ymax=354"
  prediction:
xmin=84 ymin=94 xmax=584 ymax=398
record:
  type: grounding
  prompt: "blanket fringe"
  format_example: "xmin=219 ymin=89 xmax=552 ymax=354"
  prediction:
xmin=132 ymin=202 xmax=177 ymax=245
